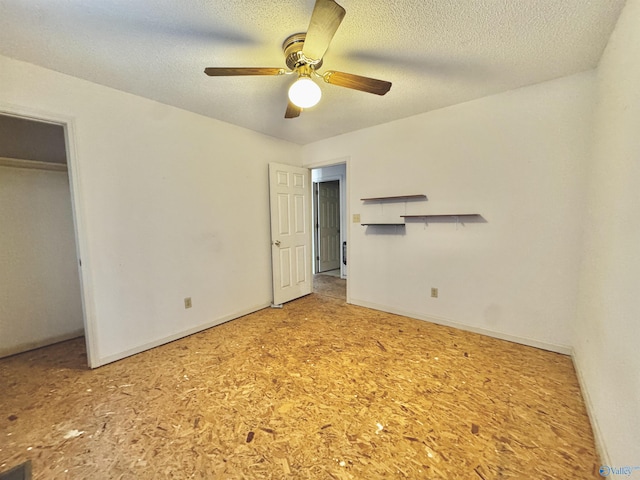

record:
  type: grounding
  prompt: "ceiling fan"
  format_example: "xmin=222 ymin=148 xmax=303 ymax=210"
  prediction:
xmin=204 ymin=0 xmax=392 ymax=119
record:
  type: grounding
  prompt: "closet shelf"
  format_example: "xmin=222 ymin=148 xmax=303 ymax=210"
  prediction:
xmin=0 ymin=156 xmax=67 ymax=172
xmin=361 ymin=194 xmax=426 ymax=202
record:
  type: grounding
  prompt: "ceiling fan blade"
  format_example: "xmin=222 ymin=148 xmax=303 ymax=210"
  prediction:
xmin=204 ymin=67 xmax=285 ymax=76
xmin=285 ymin=101 xmax=302 ymax=119
xmin=301 ymin=0 xmax=346 ymax=62
xmin=323 ymin=71 xmax=392 ymax=95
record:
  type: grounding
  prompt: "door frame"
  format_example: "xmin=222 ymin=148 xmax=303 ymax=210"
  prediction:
xmin=0 ymin=102 xmax=97 ymax=367
xmin=309 ymin=159 xmax=349 ymax=299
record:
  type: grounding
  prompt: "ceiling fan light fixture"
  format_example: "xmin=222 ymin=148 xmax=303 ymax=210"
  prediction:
xmin=288 ymin=76 xmax=322 ymax=109
xmin=204 ymin=0 xmax=391 ymax=119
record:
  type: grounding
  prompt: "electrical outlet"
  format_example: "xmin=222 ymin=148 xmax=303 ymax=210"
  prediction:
xmin=353 ymin=213 xmax=361 ymax=223
xmin=431 ymin=288 xmax=438 ymax=298
xmin=184 ymin=297 xmax=192 ymax=309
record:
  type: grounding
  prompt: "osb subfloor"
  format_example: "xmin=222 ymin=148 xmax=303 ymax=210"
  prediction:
xmin=1 ymin=292 xmax=600 ymax=479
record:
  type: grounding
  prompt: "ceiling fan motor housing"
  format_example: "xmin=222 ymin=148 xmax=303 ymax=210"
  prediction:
xmin=283 ymin=33 xmax=323 ymax=71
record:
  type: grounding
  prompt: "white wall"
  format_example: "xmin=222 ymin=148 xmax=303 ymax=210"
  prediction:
xmin=574 ymin=0 xmax=640 ymax=465
xmin=303 ymin=72 xmax=595 ymax=353
xmin=0 ymin=165 xmax=84 ymax=357
xmin=0 ymin=54 xmax=302 ymax=366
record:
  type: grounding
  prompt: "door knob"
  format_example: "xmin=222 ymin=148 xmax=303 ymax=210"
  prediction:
xmin=274 ymin=240 xmax=281 ymax=246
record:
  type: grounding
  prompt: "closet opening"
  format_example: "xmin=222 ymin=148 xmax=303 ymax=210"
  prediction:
xmin=0 ymin=113 xmax=87 ymax=364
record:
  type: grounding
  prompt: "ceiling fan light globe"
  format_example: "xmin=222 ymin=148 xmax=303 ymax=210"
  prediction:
xmin=288 ymin=77 xmax=322 ymax=108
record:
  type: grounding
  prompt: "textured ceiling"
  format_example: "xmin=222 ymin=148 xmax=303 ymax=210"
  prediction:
xmin=0 ymin=0 xmax=626 ymax=145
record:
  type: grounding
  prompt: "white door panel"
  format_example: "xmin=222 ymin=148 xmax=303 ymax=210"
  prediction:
xmin=269 ymin=163 xmax=312 ymax=305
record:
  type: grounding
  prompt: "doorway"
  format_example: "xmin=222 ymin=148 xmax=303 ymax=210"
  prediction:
xmin=0 ymin=113 xmax=86 ymax=359
xmin=312 ymin=164 xmax=346 ymax=279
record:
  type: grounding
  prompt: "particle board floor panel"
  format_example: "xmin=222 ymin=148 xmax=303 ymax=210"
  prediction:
xmin=0 ymin=293 xmax=600 ymax=479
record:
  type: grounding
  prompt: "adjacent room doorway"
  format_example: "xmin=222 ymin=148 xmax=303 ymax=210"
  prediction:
xmin=312 ymin=164 xmax=346 ymax=280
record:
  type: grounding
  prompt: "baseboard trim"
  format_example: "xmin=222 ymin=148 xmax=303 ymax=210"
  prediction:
xmin=0 ymin=329 xmax=84 ymax=359
xmin=349 ymin=298 xmax=572 ymax=355
xmin=571 ymin=348 xmax=610 ymax=467
xmin=93 ymin=302 xmax=271 ymax=368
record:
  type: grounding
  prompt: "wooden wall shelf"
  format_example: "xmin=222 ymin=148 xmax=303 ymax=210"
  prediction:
xmin=359 ymin=194 xmax=480 ymax=231
xmin=361 ymin=194 xmax=426 ymax=202
xmin=361 ymin=223 xmax=406 ymax=226
xmin=401 ymin=214 xmax=480 ymax=219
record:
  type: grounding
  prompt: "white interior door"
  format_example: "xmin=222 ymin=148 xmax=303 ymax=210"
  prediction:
xmin=317 ymin=180 xmax=341 ymax=272
xmin=269 ymin=163 xmax=312 ymax=306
